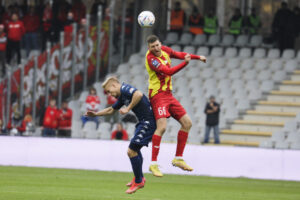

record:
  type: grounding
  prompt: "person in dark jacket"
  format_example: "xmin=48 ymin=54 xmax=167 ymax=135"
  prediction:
xmin=204 ymin=95 xmax=220 ymax=144
xmin=272 ymin=2 xmax=297 ymax=51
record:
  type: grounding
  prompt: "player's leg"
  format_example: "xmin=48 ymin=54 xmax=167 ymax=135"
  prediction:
xmin=171 ymin=114 xmax=193 ymax=171
xmin=149 ymin=117 xmax=167 ymax=177
xmin=126 ymin=144 xmax=145 ymax=194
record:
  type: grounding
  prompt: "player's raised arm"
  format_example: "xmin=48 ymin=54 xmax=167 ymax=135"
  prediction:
xmin=162 ymin=46 xmax=206 ymax=63
xmin=119 ymin=90 xmax=143 ymax=115
xmin=86 ymin=107 xmax=115 ymax=117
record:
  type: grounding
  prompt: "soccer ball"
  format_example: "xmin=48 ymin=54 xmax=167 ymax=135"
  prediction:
xmin=138 ymin=11 xmax=155 ymax=27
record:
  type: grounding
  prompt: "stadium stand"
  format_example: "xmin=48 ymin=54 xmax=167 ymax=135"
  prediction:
xmin=67 ymin=32 xmax=300 ymax=150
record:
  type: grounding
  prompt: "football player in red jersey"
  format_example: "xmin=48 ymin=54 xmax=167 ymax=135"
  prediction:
xmin=145 ymin=35 xmax=206 ymax=177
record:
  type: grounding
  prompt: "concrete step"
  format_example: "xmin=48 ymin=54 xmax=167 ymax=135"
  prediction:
xmin=206 ymin=139 xmax=259 ymax=147
xmin=267 ymin=95 xmax=300 ymax=103
xmin=246 ymin=110 xmax=297 ymax=117
xmin=242 ymin=114 xmax=294 ymax=123
xmin=220 ymin=134 xmax=269 ymax=143
xmin=233 ymin=120 xmax=284 ymax=126
xmin=231 ymin=123 xmax=283 ymax=133
xmin=258 ymin=101 xmax=300 ymax=107
xmin=282 ymin=80 xmax=300 ymax=85
xmin=255 ymin=104 xmax=300 ymax=112
xmin=270 ymin=90 xmax=300 ymax=96
xmin=221 ymin=129 xmax=272 ymax=136
xmin=290 ymin=74 xmax=300 ymax=81
xmin=279 ymin=85 xmax=300 ymax=91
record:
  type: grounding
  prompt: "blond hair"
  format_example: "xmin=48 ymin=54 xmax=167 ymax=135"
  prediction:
xmin=102 ymin=76 xmax=119 ymax=89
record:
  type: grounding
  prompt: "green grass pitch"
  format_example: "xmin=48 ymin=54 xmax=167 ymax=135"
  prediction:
xmin=0 ymin=166 xmax=300 ymax=200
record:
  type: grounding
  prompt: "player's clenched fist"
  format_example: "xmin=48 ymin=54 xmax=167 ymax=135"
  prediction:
xmin=199 ymin=55 xmax=206 ymax=63
xmin=184 ymin=54 xmax=191 ymax=63
xmin=119 ymin=107 xmax=130 ymax=115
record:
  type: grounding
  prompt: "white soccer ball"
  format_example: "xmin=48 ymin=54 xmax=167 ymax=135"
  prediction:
xmin=138 ymin=11 xmax=155 ymax=27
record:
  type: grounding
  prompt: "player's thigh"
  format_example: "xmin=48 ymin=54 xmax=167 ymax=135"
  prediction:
xmin=150 ymin=96 xmax=171 ymax=120
xmin=127 ymin=145 xmax=139 ymax=158
xmin=169 ymin=97 xmax=187 ymax=121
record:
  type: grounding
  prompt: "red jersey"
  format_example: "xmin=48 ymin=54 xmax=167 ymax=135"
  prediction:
xmin=145 ymin=45 xmax=200 ymax=98
xmin=7 ymin=118 xmax=26 ymax=133
xmin=57 ymin=108 xmax=72 ymax=129
xmin=23 ymin=14 xmax=40 ymax=32
xmin=107 ymin=94 xmax=117 ymax=105
xmin=85 ymin=95 xmax=101 ymax=112
xmin=0 ymin=32 xmax=6 ymax=51
xmin=7 ymin=20 xmax=25 ymax=41
xmin=43 ymin=106 xmax=58 ymax=129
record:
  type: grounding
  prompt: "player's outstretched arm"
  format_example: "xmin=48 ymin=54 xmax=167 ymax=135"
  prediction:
xmin=85 ymin=107 xmax=115 ymax=117
xmin=119 ymin=91 xmax=143 ymax=115
xmin=163 ymin=46 xmax=206 ymax=63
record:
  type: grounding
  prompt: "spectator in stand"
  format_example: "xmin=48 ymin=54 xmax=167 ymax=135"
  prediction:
xmin=42 ymin=98 xmax=58 ymax=137
xmin=7 ymin=107 xmax=26 ymax=136
xmin=64 ymin=11 xmax=75 ymax=36
xmin=0 ymin=4 xmax=5 ymax=23
xmin=188 ymin=6 xmax=203 ymax=35
xmin=203 ymin=96 xmax=220 ymax=144
xmin=170 ymin=1 xmax=185 ymax=35
xmin=203 ymin=9 xmax=218 ymax=35
xmin=41 ymin=2 xmax=53 ymax=50
xmin=90 ymin=0 xmax=106 ymax=25
xmin=57 ymin=101 xmax=73 ymax=138
xmin=228 ymin=8 xmax=244 ymax=35
xmin=104 ymin=92 xmax=118 ymax=123
xmin=2 ymin=5 xmax=13 ymax=26
xmin=293 ymin=7 xmax=300 ymax=37
xmin=111 ymin=122 xmax=128 ymax=140
xmin=0 ymin=24 xmax=6 ymax=77
xmin=22 ymin=114 xmax=35 ymax=136
xmin=0 ymin=118 xmax=7 ymax=135
xmin=246 ymin=8 xmax=261 ymax=34
xmin=23 ymin=6 xmax=40 ymax=56
xmin=71 ymin=0 xmax=86 ymax=23
xmin=272 ymin=2 xmax=296 ymax=51
xmin=6 ymin=13 xmax=25 ymax=65
xmin=81 ymin=87 xmax=101 ymax=128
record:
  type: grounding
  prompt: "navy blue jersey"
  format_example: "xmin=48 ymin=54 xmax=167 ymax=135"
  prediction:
xmin=112 ymin=83 xmax=155 ymax=122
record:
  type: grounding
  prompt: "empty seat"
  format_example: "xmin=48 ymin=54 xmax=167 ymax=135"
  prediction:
xmin=282 ymin=49 xmax=295 ymax=59
xmin=236 ymin=99 xmax=250 ymax=110
xmin=257 ymin=69 xmax=272 ymax=81
xmin=296 ymin=50 xmax=300 ymax=60
xmin=240 ymin=58 xmax=254 ymax=71
xmin=229 ymin=69 xmax=242 ymax=79
xmin=233 ymin=35 xmax=248 ymax=47
xmin=116 ymin=63 xmax=130 ymax=74
xmin=183 ymin=46 xmax=196 ymax=54
xmin=224 ymin=47 xmax=237 ymax=57
xmin=164 ymin=32 xmax=179 ymax=45
xmin=218 ymin=79 xmax=231 ymax=89
xmin=254 ymin=59 xmax=269 ymax=71
xmin=192 ymin=34 xmax=207 ymax=46
xmin=206 ymin=34 xmax=221 ymax=46
xmin=243 ymin=69 xmax=256 ymax=80
xmin=178 ymin=33 xmax=193 ymax=45
xmin=170 ymin=44 xmax=181 ymax=52
xmin=253 ymin=48 xmax=266 ymax=59
xmin=139 ymin=44 xmax=147 ymax=55
xmin=239 ymin=48 xmax=252 ymax=58
xmin=210 ymin=47 xmax=223 ymax=57
xmin=202 ymin=68 xmax=214 ymax=78
xmin=129 ymin=54 xmax=141 ymax=65
xmin=284 ymin=60 xmax=298 ymax=73
xmin=246 ymin=80 xmax=259 ymax=91
xmin=226 ymin=58 xmax=240 ymax=70
xmin=261 ymin=80 xmax=274 ymax=92
xmin=215 ymin=68 xmax=228 ymax=79
xmin=269 ymin=59 xmax=283 ymax=72
xmin=248 ymin=35 xmax=263 ymax=47
xmin=234 ymin=89 xmax=248 ymax=100
xmin=273 ymin=70 xmax=287 ymax=82
xmin=248 ymin=90 xmax=262 ymax=100
xmin=220 ymin=34 xmax=235 ymax=47
xmin=211 ymin=57 xmax=226 ymax=69
xmin=267 ymin=48 xmax=280 ymax=59
xmin=186 ymin=66 xmax=200 ymax=78
xmin=282 ymin=120 xmax=297 ymax=133
xmin=196 ymin=46 xmax=209 ymax=56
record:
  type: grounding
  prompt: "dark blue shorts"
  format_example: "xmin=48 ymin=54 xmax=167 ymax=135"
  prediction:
xmin=129 ymin=120 xmax=156 ymax=151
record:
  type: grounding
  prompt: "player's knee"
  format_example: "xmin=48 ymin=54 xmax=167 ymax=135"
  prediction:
xmin=127 ymin=149 xmax=137 ymax=158
xmin=183 ymin=119 xmax=192 ymax=130
xmin=157 ymin=126 xmax=166 ymax=134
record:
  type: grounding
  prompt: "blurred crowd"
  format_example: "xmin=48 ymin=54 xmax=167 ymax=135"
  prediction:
xmin=170 ymin=1 xmax=300 ymax=51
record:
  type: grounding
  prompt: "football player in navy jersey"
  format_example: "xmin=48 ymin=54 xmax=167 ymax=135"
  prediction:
xmin=85 ymin=76 xmax=156 ymax=194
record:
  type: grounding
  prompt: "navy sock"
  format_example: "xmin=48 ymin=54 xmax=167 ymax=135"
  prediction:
xmin=129 ymin=155 xmax=142 ymax=183
xmin=137 ymin=151 xmax=144 ymax=178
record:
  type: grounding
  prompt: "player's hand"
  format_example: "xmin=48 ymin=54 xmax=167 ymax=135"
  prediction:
xmin=119 ymin=107 xmax=129 ymax=115
xmin=85 ymin=111 xmax=97 ymax=117
xmin=184 ymin=54 xmax=191 ymax=63
xmin=199 ymin=55 xmax=206 ymax=63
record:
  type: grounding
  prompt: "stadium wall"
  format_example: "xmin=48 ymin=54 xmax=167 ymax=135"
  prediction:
xmin=0 ymin=137 xmax=300 ymax=182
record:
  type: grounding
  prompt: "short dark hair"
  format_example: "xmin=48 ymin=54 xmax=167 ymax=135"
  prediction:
xmin=147 ymin=35 xmax=159 ymax=44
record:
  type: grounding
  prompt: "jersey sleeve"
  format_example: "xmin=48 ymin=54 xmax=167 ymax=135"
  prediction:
xmin=162 ymin=45 xmax=200 ymax=60
xmin=148 ymin=56 xmax=188 ymax=76
xmin=112 ymin=99 xmax=124 ymax=110
xmin=121 ymin=84 xmax=137 ymax=99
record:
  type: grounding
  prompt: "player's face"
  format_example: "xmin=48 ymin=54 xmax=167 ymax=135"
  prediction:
xmin=105 ymin=83 xmax=120 ymax=98
xmin=148 ymin=40 xmax=162 ymax=57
